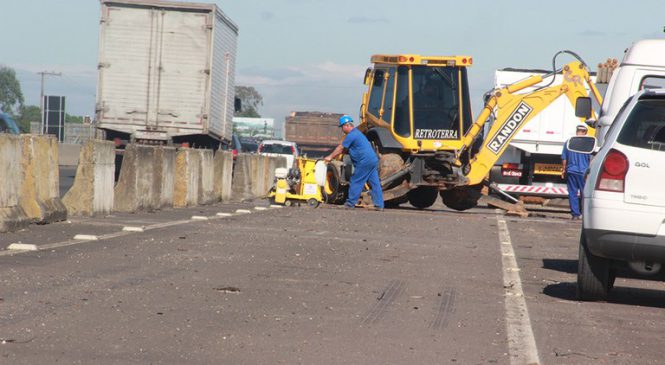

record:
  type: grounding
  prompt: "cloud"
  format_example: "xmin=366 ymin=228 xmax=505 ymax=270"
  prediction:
xmin=347 ymin=16 xmax=389 ymax=24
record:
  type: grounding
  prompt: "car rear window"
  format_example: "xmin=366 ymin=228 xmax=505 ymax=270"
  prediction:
xmin=617 ymin=98 xmax=665 ymax=151
xmin=261 ymin=144 xmax=293 ymax=154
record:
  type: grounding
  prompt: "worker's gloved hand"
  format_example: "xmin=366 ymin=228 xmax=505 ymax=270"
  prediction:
xmin=323 ymin=156 xmax=332 ymax=164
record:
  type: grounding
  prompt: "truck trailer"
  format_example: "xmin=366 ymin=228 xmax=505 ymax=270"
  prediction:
xmin=96 ymin=0 xmax=238 ymax=149
xmin=285 ymin=112 xmax=343 ymax=158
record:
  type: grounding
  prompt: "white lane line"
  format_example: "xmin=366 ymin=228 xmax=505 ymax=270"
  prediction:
xmin=0 ymin=204 xmax=277 ymax=256
xmin=7 ymin=243 xmax=38 ymax=251
xmin=496 ymin=211 xmax=541 ymax=365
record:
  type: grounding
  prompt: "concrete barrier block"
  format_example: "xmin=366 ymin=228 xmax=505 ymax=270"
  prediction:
xmin=156 ymin=146 xmax=176 ymax=208
xmin=114 ymin=144 xmax=161 ymax=212
xmin=19 ymin=135 xmax=67 ymax=224
xmin=197 ymin=149 xmax=215 ymax=205
xmin=213 ymin=151 xmax=233 ymax=202
xmin=248 ymin=154 xmax=265 ymax=198
xmin=230 ymin=153 xmax=253 ymax=201
xmin=0 ymin=135 xmax=30 ymax=232
xmin=62 ymin=140 xmax=115 ymax=216
xmin=174 ymin=148 xmax=200 ymax=207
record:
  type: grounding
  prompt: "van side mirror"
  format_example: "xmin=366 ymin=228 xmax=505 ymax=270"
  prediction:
xmin=363 ymin=68 xmax=372 ymax=85
xmin=575 ymin=97 xmax=592 ymax=119
xmin=567 ymin=135 xmax=596 ymax=154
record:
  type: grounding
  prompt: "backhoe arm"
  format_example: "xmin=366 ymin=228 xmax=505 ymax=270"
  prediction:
xmin=461 ymin=61 xmax=602 ymax=185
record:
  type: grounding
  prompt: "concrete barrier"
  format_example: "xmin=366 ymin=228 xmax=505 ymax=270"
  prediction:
xmin=174 ymin=148 xmax=200 ymax=207
xmin=0 ymin=135 xmax=30 ymax=232
xmin=230 ymin=153 xmax=253 ymax=201
xmin=213 ymin=151 xmax=233 ymax=202
xmin=114 ymin=144 xmax=160 ymax=212
xmin=197 ymin=149 xmax=215 ymax=205
xmin=62 ymin=140 xmax=115 ymax=216
xmin=156 ymin=146 xmax=176 ymax=208
xmin=19 ymin=135 xmax=67 ymax=224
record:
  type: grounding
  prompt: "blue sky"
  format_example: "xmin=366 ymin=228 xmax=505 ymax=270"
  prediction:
xmin=2 ymin=0 xmax=663 ymax=122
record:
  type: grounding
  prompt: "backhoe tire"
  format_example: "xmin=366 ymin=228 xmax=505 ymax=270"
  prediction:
xmin=322 ymin=164 xmax=347 ymax=205
xmin=440 ymin=184 xmax=482 ymax=211
xmin=577 ymin=232 xmax=613 ymax=301
xmin=407 ymin=187 xmax=438 ymax=209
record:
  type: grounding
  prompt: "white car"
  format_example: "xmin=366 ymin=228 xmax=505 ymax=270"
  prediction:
xmin=257 ymin=140 xmax=298 ymax=168
xmin=577 ymin=88 xmax=665 ymax=301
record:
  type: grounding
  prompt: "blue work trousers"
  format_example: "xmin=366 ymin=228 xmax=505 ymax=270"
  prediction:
xmin=346 ymin=161 xmax=384 ymax=209
xmin=566 ymin=172 xmax=585 ymax=217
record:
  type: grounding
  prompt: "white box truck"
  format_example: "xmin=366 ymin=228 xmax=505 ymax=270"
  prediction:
xmin=488 ymin=68 xmax=600 ymax=198
xmin=96 ymin=0 xmax=238 ymax=149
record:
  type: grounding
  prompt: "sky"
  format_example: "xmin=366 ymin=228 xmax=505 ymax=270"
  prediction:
xmin=1 ymin=0 xmax=664 ymax=123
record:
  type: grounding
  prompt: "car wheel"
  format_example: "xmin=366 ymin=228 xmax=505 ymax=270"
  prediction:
xmin=407 ymin=186 xmax=438 ymax=209
xmin=576 ymin=232 xmax=612 ymax=301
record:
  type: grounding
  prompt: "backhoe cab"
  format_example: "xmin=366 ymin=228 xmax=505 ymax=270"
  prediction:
xmin=324 ymin=52 xmax=601 ymax=211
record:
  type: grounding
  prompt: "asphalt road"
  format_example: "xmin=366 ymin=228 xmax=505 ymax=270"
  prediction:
xmin=1 ymin=200 xmax=665 ymax=364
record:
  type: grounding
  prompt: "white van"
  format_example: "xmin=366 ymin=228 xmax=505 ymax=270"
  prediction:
xmin=595 ymin=39 xmax=665 ymax=144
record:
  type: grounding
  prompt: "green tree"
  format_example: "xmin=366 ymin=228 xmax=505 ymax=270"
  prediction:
xmin=17 ymin=105 xmax=40 ymax=133
xmin=234 ymin=86 xmax=262 ymax=118
xmin=0 ymin=66 xmax=24 ymax=115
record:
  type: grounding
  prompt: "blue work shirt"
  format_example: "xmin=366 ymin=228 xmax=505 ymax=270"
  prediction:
xmin=342 ymin=128 xmax=378 ymax=166
xmin=561 ymin=142 xmax=590 ymax=175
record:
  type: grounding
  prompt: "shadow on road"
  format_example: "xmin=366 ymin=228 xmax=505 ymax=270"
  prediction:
xmin=544 ymin=282 xmax=665 ymax=309
xmin=542 ymin=258 xmax=577 ymax=274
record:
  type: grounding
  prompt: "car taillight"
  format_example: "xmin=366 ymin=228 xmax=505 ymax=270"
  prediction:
xmin=232 ymin=149 xmax=238 ymax=158
xmin=291 ymin=146 xmax=296 ymax=154
xmin=258 ymin=145 xmax=263 ymax=153
xmin=596 ymin=149 xmax=629 ymax=192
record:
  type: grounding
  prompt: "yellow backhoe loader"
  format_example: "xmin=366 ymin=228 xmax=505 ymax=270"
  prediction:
xmin=324 ymin=51 xmax=602 ymax=210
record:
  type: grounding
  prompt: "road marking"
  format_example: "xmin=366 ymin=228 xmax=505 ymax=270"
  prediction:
xmin=7 ymin=243 xmax=38 ymax=251
xmin=496 ymin=211 xmax=541 ymax=365
xmin=73 ymin=234 xmax=99 ymax=241
xmin=122 ymin=226 xmax=145 ymax=233
xmin=254 ymin=206 xmax=268 ymax=211
xmin=0 ymin=205 xmax=277 ymax=256
xmin=191 ymin=215 xmax=209 ymax=221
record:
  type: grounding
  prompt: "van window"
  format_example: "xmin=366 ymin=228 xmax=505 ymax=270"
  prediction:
xmin=617 ymin=98 xmax=665 ymax=151
xmin=639 ymin=76 xmax=665 ymax=91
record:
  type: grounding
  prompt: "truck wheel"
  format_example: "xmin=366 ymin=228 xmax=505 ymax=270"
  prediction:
xmin=323 ymin=164 xmax=347 ymax=205
xmin=440 ymin=184 xmax=482 ymax=211
xmin=407 ymin=187 xmax=438 ymax=209
xmin=577 ymin=232 xmax=612 ymax=301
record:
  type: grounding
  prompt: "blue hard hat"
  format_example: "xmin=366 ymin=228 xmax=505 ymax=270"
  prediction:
xmin=339 ymin=115 xmax=353 ymax=127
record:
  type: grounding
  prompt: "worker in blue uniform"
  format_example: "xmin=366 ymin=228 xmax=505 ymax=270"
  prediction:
xmin=324 ymin=115 xmax=384 ymax=210
xmin=562 ymin=124 xmax=591 ymax=220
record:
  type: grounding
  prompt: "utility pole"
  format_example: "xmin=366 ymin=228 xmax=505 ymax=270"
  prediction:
xmin=38 ymin=71 xmax=61 ymax=134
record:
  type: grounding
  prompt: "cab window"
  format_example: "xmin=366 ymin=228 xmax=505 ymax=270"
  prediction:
xmin=393 ymin=66 xmax=410 ymax=137
xmin=411 ymin=66 xmax=460 ymax=139
xmin=382 ymin=68 xmax=396 ymax=124
xmin=367 ymin=69 xmax=385 ymax=117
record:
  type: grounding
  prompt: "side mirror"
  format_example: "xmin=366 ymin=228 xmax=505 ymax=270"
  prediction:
xmin=363 ymin=68 xmax=372 ymax=85
xmin=567 ymin=135 xmax=596 ymax=154
xmin=575 ymin=97 xmax=592 ymax=119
